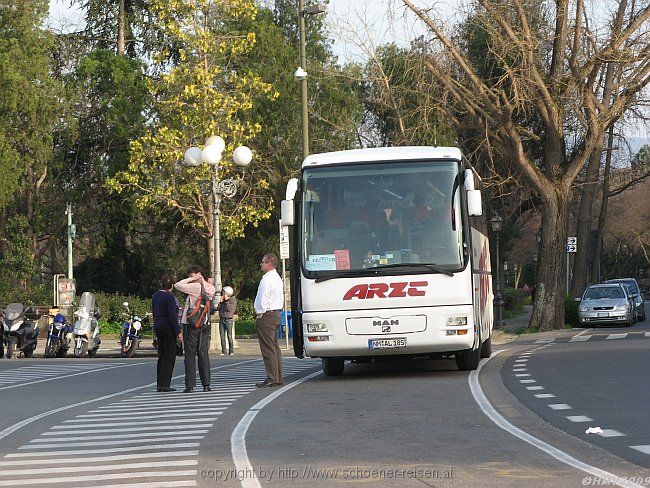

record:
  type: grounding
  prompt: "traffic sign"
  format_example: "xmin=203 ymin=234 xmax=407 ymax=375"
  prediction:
xmin=567 ymin=237 xmax=577 ymax=245
xmin=566 ymin=244 xmax=577 ymax=253
xmin=279 ymin=220 xmax=289 ymax=259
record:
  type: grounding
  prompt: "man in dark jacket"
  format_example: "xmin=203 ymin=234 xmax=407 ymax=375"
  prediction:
xmin=152 ymin=274 xmax=183 ymax=392
xmin=217 ymin=285 xmax=237 ymax=355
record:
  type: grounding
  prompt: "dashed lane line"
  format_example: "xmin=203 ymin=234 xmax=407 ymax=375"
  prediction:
xmin=470 ymin=351 xmax=644 ymax=488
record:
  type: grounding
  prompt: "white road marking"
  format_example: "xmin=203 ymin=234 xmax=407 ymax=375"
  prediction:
xmin=6 ymin=443 xmax=202 ymax=457
xmin=0 ymin=363 xmax=147 ymax=391
xmin=75 ymin=409 xmax=226 ymax=420
xmin=53 ymin=417 xmax=221 ymax=429
xmin=468 ymin=352 xmax=644 ymax=488
xmin=520 ymin=379 xmax=537 ymax=383
xmin=566 ymin=416 xmax=593 ymax=422
xmin=515 ymin=374 xmax=531 ymax=377
xmin=570 ymin=335 xmax=591 ymax=342
xmin=0 ymin=470 xmax=198 ymax=486
xmin=645 ymin=332 xmax=650 ymax=338
xmin=526 ymin=386 xmax=545 ymax=390
xmin=534 ymin=394 xmax=556 ymax=398
xmin=606 ymin=333 xmax=628 ymax=340
xmin=83 ymin=483 xmax=196 ymax=488
xmin=548 ymin=404 xmax=572 ymax=410
xmin=42 ymin=425 xmax=215 ymax=436
xmin=513 ymin=368 xmax=527 ymax=372
xmin=231 ymin=371 xmax=323 ymax=488
xmin=29 ymin=431 xmax=209 ymax=442
xmin=534 ymin=338 xmax=555 ymax=344
xmin=630 ymin=445 xmax=650 ymax=454
xmin=20 ymin=436 xmax=205 ymax=449
xmin=0 ymin=460 xmax=197 ymax=476
xmin=597 ymin=429 xmax=626 ymax=437
xmin=0 ymin=450 xmax=199 ymax=466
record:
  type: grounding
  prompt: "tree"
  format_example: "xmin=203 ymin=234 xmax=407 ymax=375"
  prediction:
xmin=107 ymin=0 xmax=278 ymax=278
xmin=401 ymin=0 xmax=650 ymax=330
xmin=0 ymin=0 xmax=63 ymax=288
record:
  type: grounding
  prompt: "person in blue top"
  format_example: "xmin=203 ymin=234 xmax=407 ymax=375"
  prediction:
xmin=152 ymin=274 xmax=183 ymax=392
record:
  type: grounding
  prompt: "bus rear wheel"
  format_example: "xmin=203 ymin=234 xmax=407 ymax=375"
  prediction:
xmin=322 ymin=358 xmax=344 ymax=376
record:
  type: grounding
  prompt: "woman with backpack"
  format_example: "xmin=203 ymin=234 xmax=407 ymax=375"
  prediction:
xmin=174 ymin=266 xmax=215 ymax=393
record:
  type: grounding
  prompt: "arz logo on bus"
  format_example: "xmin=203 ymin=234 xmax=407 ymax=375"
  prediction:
xmin=343 ymin=282 xmax=428 ymax=300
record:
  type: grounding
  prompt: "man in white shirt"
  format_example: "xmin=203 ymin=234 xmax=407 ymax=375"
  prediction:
xmin=254 ymin=253 xmax=284 ymax=387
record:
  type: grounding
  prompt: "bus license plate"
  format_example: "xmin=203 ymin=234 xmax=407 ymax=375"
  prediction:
xmin=369 ymin=338 xmax=406 ymax=349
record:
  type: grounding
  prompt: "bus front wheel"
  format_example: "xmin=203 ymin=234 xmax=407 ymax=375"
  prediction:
xmin=455 ymin=345 xmax=480 ymax=371
xmin=322 ymin=358 xmax=345 ymax=376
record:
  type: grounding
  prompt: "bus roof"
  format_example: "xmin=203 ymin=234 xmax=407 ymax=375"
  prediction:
xmin=302 ymin=146 xmax=463 ymax=168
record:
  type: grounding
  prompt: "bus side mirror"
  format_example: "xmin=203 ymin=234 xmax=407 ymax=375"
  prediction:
xmin=467 ymin=190 xmax=482 ymax=216
xmin=281 ymin=200 xmax=294 ymax=226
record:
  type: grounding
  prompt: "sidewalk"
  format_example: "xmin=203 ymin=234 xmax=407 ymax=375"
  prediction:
xmin=501 ymin=304 xmax=533 ymax=333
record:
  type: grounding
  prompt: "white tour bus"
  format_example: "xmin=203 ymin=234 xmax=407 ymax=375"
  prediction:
xmin=281 ymin=147 xmax=493 ymax=376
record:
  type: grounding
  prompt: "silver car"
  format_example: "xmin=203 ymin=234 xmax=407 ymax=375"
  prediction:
xmin=604 ymin=278 xmax=646 ymax=322
xmin=577 ymin=284 xmax=635 ymax=327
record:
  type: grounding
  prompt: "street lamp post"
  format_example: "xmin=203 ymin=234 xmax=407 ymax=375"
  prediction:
xmin=182 ymin=138 xmax=252 ymax=293
xmin=490 ymin=215 xmax=504 ymax=329
xmin=182 ymin=138 xmax=252 ymax=352
xmin=296 ymin=1 xmax=327 ymax=160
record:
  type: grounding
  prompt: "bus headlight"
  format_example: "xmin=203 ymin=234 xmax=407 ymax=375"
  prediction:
xmin=306 ymin=323 xmax=328 ymax=333
xmin=446 ymin=317 xmax=467 ymax=326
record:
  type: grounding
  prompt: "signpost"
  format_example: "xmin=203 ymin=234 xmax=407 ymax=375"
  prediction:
xmin=279 ymin=220 xmax=290 ymax=349
xmin=566 ymin=237 xmax=577 ymax=291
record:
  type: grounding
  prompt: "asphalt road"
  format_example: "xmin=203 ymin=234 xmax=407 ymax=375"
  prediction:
xmin=0 ymin=306 xmax=648 ymax=487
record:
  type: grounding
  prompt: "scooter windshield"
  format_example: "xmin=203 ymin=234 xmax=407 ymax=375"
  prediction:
xmin=75 ymin=292 xmax=96 ymax=332
xmin=5 ymin=303 xmax=24 ymax=322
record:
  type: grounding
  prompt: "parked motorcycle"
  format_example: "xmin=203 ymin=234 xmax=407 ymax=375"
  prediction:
xmin=72 ymin=292 xmax=101 ymax=358
xmin=2 ymin=303 xmax=41 ymax=358
xmin=120 ymin=302 xmax=149 ymax=358
xmin=44 ymin=313 xmax=73 ymax=358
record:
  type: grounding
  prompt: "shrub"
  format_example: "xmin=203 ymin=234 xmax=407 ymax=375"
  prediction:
xmin=93 ymin=293 xmax=151 ymax=324
xmin=564 ymin=294 xmax=579 ymax=327
xmin=235 ymin=298 xmax=256 ymax=321
xmin=502 ymin=288 xmax=524 ymax=313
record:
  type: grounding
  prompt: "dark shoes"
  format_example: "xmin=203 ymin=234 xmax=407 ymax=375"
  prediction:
xmin=255 ymin=379 xmax=283 ymax=388
xmin=156 ymin=387 xmax=176 ymax=392
xmin=183 ymin=387 xmax=194 ymax=393
xmin=203 ymin=386 xmax=212 ymax=392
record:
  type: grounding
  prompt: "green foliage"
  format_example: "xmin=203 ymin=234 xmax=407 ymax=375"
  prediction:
xmin=93 ymin=292 xmax=150 ymax=324
xmin=235 ymin=319 xmax=256 ymax=336
xmin=502 ymin=287 xmax=524 ymax=313
xmin=235 ymin=297 xmax=256 ymax=321
xmin=564 ymin=294 xmax=579 ymax=327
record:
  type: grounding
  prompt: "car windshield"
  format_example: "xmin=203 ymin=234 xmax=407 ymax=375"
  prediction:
xmin=584 ymin=287 xmax=624 ymax=300
xmin=301 ymin=161 xmax=465 ymax=274
xmin=606 ymin=280 xmax=639 ymax=294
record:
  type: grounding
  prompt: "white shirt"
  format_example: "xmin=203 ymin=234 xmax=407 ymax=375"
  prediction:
xmin=254 ymin=269 xmax=284 ymax=314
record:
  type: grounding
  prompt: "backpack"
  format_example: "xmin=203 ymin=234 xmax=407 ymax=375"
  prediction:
xmin=186 ymin=282 xmax=213 ymax=329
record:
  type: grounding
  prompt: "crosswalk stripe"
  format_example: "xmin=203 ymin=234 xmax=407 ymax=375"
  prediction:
xmin=0 ymin=460 xmax=197 ymax=476
xmin=5 ymin=442 xmax=202 ymax=457
xmin=42 ymin=425 xmax=214 ymax=436
xmin=0 ymin=451 xmax=199 ymax=467
xmin=569 ymin=335 xmax=591 ymax=342
xmin=566 ymin=415 xmax=592 ymax=422
xmin=54 ymin=417 xmax=222 ymax=429
xmin=66 ymin=412 xmax=226 ymax=422
xmin=21 ymin=436 xmax=205 ymax=449
xmin=630 ymin=445 xmax=650 ymax=454
xmin=606 ymin=333 xmax=628 ymax=340
xmin=0 ymin=470 xmax=198 ymax=486
xmin=597 ymin=429 xmax=625 ymax=437
xmin=30 ymin=431 xmax=209 ymax=442
xmin=88 ymin=483 xmax=196 ymax=488
xmin=76 ymin=409 xmax=226 ymax=419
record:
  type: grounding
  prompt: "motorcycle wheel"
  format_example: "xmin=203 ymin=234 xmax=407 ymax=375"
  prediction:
xmin=56 ymin=346 xmax=67 ymax=358
xmin=44 ymin=339 xmax=57 ymax=358
xmin=23 ymin=348 xmax=34 ymax=359
xmin=6 ymin=340 xmax=15 ymax=359
xmin=121 ymin=338 xmax=138 ymax=358
xmin=88 ymin=348 xmax=97 ymax=358
xmin=74 ymin=341 xmax=88 ymax=358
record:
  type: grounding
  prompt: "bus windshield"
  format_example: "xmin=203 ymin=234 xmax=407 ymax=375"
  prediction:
xmin=302 ymin=161 xmax=466 ymax=275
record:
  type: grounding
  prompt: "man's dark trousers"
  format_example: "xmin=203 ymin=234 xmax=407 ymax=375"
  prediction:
xmin=155 ymin=326 xmax=176 ymax=389
xmin=256 ymin=311 xmax=283 ymax=384
xmin=184 ymin=324 xmax=211 ymax=388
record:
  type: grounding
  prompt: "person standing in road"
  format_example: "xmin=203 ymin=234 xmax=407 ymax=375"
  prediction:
xmin=174 ymin=266 xmax=215 ymax=393
xmin=254 ymin=253 xmax=284 ymax=387
xmin=217 ymin=285 xmax=237 ymax=355
xmin=152 ymin=274 xmax=183 ymax=392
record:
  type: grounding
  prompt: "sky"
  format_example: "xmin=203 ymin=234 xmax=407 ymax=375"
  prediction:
xmin=47 ymin=0 xmax=432 ymax=63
